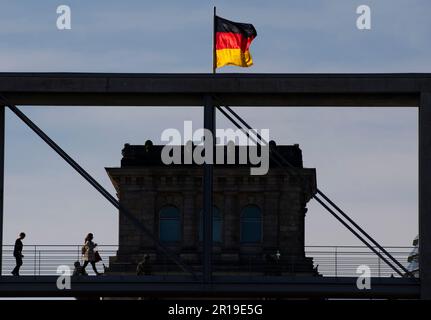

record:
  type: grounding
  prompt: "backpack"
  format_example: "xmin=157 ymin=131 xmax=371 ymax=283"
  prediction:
xmin=81 ymin=245 xmax=86 ymax=255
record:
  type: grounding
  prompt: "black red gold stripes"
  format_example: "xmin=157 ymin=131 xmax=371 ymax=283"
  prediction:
xmin=215 ymin=16 xmax=257 ymax=68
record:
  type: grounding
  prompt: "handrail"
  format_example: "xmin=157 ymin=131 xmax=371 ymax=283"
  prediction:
xmin=0 ymin=245 xmax=412 ymax=250
xmin=1 ymin=244 xmax=414 ymax=278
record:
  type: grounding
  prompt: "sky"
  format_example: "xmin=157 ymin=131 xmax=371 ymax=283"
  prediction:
xmin=0 ymin=0 xmax=428 ymax=250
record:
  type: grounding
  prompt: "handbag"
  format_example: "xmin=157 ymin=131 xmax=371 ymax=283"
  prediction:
xmin=94 ymin=251 xmax=102 ymax=263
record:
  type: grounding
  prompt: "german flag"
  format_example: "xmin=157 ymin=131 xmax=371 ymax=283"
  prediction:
xmin=215 ymin=16 xmax=257 ymax=69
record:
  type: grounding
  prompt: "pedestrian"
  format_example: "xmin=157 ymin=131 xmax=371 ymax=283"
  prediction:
xmin=136 ymin=254 xmax=152 ymax=276
xmin=11 ymin=232 xmax=25 ymax=276
xmin=72 ymin=261 xmax=87 ymax=276
xmin=81 ymin=233 xmax=102 ymax=275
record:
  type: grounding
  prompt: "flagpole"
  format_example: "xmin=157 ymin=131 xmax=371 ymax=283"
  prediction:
xmin=212 ymin=6 xmax=216 ymax=74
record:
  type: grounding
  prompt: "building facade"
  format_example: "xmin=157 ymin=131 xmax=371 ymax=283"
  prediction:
xmin=107 ymin=141 xmax=317 ymax=275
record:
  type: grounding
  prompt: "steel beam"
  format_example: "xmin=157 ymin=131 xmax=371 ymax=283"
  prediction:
xmin=203 ymin=95 xmax=215 ymax=283
xmin=0 ymin=276 xmax=420 ymax=299
xmin=0 ymin=106 xmax=4 ymax=277
xmin=0 ymin=73 xmax=428 ymax=106
xmin=419 ymin=92 xmax=431 ymax=299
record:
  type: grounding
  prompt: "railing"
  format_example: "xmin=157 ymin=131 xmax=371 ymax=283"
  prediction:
xmin=1 ymin=245 xmax=118 ymax=276
xmin=306 ymin=246 xmax=413 ymax=277
xmin=0 ymin=245 xmax=414 ymax=277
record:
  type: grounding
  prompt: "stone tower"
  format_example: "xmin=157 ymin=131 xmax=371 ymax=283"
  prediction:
xmin=106 ymin=141 xmax=317 ymax=275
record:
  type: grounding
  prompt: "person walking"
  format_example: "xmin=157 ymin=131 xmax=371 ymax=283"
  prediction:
xmin=72 ymin=261 xmax=87 ymax=276
xmin=136 ymin=254 xmax=152 ymax=276
xmin=81 ymin=233 xmax=102 ymax=275
xmin=11 ymin=232 xmax=25 ymax=276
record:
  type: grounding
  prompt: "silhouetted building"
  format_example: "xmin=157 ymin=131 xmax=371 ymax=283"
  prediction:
xmin=106 ymin=141 xmax=317 ymax=275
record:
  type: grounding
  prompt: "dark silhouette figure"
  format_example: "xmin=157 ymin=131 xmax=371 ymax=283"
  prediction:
xmin=264 ymin=251 xmax=282 ymax=276
xmin=12 ymin=232 xmax=26 ymax=276
xmin=73 ymin=261 xmax=87 ymax=276
xmin=81 ymin=233 xmax=102 ymax=275
xmin=136 ymin=254 xmax=152 ymax=276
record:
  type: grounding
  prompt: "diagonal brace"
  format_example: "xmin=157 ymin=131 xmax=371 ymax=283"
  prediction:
xmin=0 ymin=96 xmax=197 ymax=279
xmin=218 ymin=105 xmax=413 ymax=278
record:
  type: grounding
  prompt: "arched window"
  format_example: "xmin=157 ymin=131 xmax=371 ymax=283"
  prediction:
xmin=240 ymin=205 xmax=262 ymax=243
xmin=159 ymin=206 xmax=181 ymax=242
xmin=199 ymin=207 xmax=222 ymax=243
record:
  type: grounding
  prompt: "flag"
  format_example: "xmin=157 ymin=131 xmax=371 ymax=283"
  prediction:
xmin=215 ymin=16 xmax=257 ymax=69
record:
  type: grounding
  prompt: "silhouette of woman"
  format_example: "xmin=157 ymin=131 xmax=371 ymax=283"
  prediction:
xmin=81 ymin=233 xmax=102 ymax=275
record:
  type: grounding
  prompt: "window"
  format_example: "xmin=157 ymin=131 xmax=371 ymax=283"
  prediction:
xmin=240 ymin=205 xmax=262 ymax=243
xmin=159 ymin=206 xmax=180 ymax=242
xmin=199 ymin=207 xmax=222 ymax=243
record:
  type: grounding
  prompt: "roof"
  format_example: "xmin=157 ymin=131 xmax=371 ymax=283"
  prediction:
xmin=120 ymin=141 xmax=304 ymax=168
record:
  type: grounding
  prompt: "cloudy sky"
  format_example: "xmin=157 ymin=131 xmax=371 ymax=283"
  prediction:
xmin=0 ymin=0 xmax=428 ymax=251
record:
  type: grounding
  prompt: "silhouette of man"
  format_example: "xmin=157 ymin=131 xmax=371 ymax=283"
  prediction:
xmin=12 ymin=232 xmax=26 ymax=276
xmin=136 ymin=254 xmax=152 ymax=276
